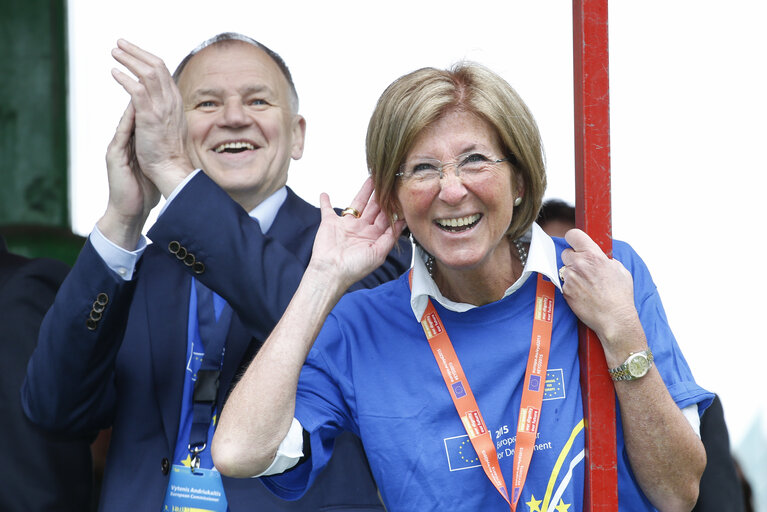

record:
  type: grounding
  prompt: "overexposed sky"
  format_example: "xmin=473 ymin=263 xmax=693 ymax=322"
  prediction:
xmin=69 ymin=0 xmax=766 ymax=467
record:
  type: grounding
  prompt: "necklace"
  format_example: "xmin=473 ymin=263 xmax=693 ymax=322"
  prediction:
xmin=425 ymin=237 xmax=528 ymax=276
xmin=513 ymin=238 xmax=528 ymax=268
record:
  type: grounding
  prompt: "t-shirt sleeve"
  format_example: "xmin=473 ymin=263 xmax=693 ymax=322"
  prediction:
xmin=614 ymin=240 xmax=714 ymax=414
xmin=261 ymin=312 xmax=357 ymax=500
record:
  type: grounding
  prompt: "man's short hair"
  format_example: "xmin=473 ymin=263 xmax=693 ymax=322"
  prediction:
xmin=172 ymin=32 xmax=299 ymax=112
xmin=536 ymin=199 xmax=575 ymax=226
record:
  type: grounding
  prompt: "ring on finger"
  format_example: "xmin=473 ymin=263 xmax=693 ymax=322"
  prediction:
xmin=341 ymin=207 xmax=361 ymax=218
xmin=559 ymin=266 xmax=566 ymax=283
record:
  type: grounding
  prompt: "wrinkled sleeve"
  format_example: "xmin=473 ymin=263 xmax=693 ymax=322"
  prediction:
xmin=615 ymin=240 xmax=714 ymax=413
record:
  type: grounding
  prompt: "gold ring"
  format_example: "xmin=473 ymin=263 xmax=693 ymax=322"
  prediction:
xmin=559 ymin=266 xmax=566 ymax=282
xmin=341 ymin=207 xmax=361 ymax=218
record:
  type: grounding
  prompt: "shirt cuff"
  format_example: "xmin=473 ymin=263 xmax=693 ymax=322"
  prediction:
xmin=158 ymin=169 xmax=202 ymax=217
xmin=254 ymin=417 xmax=306 ymax=477
xmin=682 ymin=403 xmax=701 ymax=437
xmin=90 ymin=225 xmax=147 ymax=281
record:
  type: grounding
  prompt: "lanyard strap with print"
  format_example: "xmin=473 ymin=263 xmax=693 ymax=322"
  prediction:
xmin=411 ymin=271 xmax=555 ymax=510
xmin=189 ymin=278 xmax=232 ymax=468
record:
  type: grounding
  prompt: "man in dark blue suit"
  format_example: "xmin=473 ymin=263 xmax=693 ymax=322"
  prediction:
xmin=22 ymin=34 xmax=409 ymax=511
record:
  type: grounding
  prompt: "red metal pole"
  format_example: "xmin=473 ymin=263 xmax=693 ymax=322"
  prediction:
xmin=572 ymin=0 xmax=618 ymax=509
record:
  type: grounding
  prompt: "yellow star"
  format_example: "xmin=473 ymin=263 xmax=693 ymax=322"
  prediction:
xmin=526 ymin=494 xmax=542 ymax=511
xmin=554 ymin=498 xmax=571 ymax=512
xmin=180 ymin=454 xmax=193 ymax=468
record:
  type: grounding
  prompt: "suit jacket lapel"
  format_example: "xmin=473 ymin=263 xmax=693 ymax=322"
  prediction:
xmin=268 ymin=187 xmax=319 ymax=261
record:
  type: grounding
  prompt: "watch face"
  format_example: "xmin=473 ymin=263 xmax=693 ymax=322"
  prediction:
xmin=627 ymin=354 xmax=649 ymax=378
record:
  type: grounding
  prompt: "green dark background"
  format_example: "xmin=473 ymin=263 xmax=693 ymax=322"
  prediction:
xmin=0 ymin=0 xmax=85 ymax=265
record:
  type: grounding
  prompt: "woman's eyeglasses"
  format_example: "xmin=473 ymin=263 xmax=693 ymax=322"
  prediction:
xmin=396 ymin=151 xmax=513 ymax=188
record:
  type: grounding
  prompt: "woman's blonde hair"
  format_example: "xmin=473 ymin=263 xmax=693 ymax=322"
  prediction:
xmin=367 ymin=63 xmax=546 ymax=241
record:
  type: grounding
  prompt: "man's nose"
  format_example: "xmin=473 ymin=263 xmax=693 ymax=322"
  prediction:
xmin=220 ymin=100 xmax=250 ymax=127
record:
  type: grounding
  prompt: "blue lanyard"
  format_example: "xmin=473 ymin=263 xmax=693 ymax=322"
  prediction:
xmin=188 ymin=278 xmax=233 ymax=467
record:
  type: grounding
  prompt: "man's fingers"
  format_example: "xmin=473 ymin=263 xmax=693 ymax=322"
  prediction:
xmin=110 ymin=68 xmax=142 ymax=96
xmin=113 ymin=102 xmax=135 ymax=141
xmin=115 ymin=39 xmax=167 ymax=72
xmin=112 ymin=40 xmax=175 ymax=100
xmin=106 ymin=102 xmax=135 ymax=164
xmin=111 ymin=48 xmax=153 ymax=81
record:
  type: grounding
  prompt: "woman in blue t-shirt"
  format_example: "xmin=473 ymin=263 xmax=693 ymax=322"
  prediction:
xmin=212 ymin=63 xmax=711 ymax=511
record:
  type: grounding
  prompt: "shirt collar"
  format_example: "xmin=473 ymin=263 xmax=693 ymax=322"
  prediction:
xmin=409 ymin=222 xmax=562 ymax=321
xmin=249 ymin=187 xmax=287 ymax=233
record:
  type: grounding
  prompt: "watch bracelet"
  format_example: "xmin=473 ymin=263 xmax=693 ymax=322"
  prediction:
xmin=607 ymin=349 xmax=653 ymax=381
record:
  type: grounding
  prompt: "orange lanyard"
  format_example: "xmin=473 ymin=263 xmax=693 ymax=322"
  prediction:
xmin=411 ymin=272 xmax=555 ymax=510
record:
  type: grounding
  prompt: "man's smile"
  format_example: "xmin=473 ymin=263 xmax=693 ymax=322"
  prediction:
xmin=213 ymin=141 xmax=257 ymax=153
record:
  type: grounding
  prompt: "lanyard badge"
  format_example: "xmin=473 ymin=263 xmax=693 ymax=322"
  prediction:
xmin=163 ymin=465 xmax=228 ymax=512
xmin=161 ymin=279 xmax=232 ymax=512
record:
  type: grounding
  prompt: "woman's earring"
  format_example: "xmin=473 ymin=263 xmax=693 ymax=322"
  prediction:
xmin=514 ymin=196 xmax=522 ymax=206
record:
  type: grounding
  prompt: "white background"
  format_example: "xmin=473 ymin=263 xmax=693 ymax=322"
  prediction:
xmin=68 ymin=0 xmax=767 ymax=502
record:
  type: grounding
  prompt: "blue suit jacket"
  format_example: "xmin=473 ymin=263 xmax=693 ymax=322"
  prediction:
xmin=23 ymin=173 xmax=411 ymax=511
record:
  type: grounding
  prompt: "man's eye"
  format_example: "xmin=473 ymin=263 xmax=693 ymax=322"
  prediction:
xmin=249 ymin=99 xmax=268 ymax=106
xmin=196 ymin=100 xmax=217 ymax=109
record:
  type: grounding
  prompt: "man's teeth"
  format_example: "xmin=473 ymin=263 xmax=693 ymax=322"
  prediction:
xmin=436 ymin=214 xmax=481 ymax=229
xmin=214 ymin=141 xmax=256 ymax=153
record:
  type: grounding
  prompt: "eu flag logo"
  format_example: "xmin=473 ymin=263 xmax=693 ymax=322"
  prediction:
xmin=443 ymin=435 xmax=480 ymax=471
xmin=544 ymin=369 xmax=565 ymax=400
xmin=528 ymin=374 xmax=541 ymax=391
xmin=452 ymin=381 xmax=466 ymax=398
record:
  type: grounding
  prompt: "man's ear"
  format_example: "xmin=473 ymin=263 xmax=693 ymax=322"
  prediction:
xmin=291 ymin=115 xmax=306 ymax=160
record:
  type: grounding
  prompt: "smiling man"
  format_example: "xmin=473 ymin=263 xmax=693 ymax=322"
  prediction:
xmin=174 ymin=38 xmax=305 ymax=211
xmin=22 ymin=33 xmax=410 ymax=511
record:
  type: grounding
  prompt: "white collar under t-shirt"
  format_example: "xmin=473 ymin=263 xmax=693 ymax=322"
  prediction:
xmin=408 ymin=222 xmax=562 ymax=321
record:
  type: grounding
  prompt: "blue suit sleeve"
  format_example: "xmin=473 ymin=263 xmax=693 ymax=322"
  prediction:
xmin=22 ymin=241 xmax=133 ymax=435
xmin=147 ymin=172 xmax=410 ymax=343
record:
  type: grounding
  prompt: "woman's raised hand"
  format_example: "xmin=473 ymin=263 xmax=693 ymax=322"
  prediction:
xmin=309 ymin=177 xmax=406 ymax=292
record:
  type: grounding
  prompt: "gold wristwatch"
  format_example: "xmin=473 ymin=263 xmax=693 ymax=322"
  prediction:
xmin=608 ymin=348 xmax=653 ymax=381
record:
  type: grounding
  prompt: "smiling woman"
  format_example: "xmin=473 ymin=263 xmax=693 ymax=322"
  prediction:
xmin=393 ymin=110 xmax=523 ymax=304
xmin=212 ymin=62 xmax=713 ymax=512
